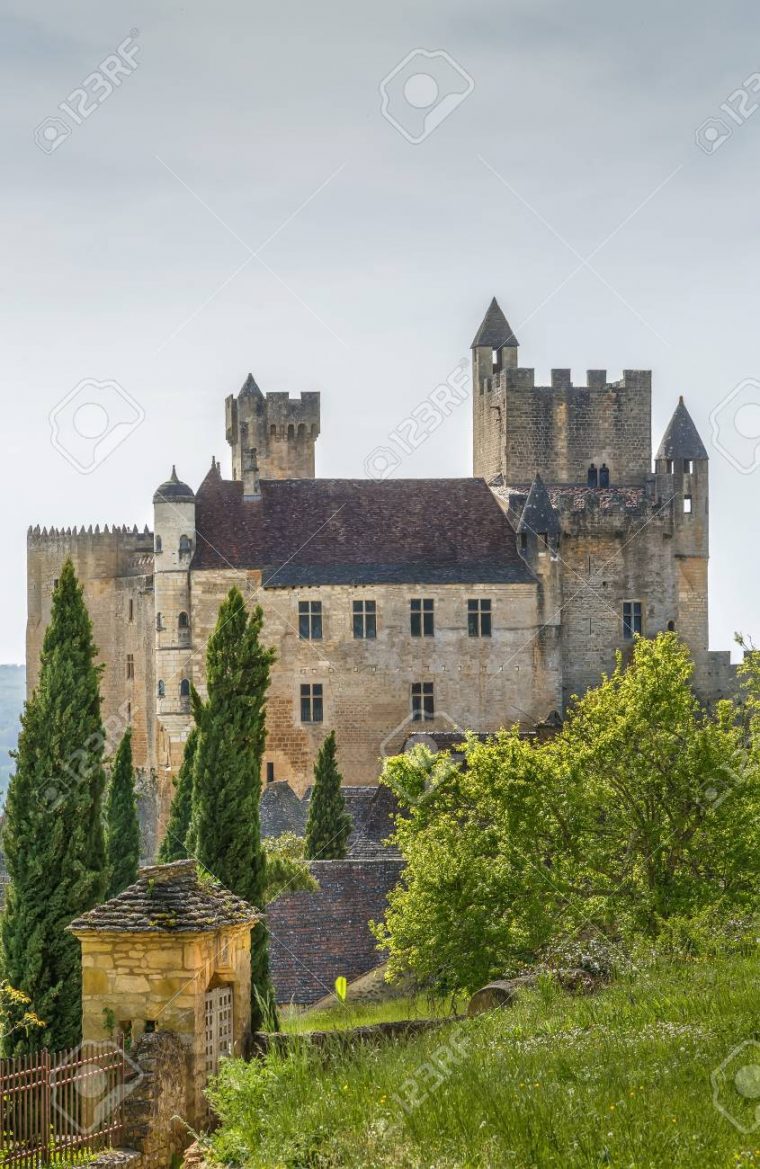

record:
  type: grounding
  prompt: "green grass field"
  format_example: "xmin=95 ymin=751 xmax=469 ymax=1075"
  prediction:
xmin=209 ymin=954 xmax=760 ymax=1168
xmin=280 ymin=993 xmax=453 ymax=1033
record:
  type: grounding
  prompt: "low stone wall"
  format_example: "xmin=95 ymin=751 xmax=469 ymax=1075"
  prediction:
xmin=124 ymin=1031 xmax=193 ymax=1169
xmin=250 ymin=1016 xmax=452 ymax=1056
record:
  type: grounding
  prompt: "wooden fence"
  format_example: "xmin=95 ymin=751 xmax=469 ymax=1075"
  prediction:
xmin=0 ymin=1042 xmax=127 ymax=1166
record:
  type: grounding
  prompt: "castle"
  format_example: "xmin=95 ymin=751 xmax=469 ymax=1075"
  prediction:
xmin=26 ymin=298 xmax=736 ymax=855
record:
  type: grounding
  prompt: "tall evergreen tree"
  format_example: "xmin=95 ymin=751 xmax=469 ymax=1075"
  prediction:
xmin=304 ymin=731 xmax=352 ymax=860
xmin=159 ymin=724 xmax=199 ymax=862
xmin=105 ymin=727 xmax=140 ymax=898
xmin=2 ymin=560 xmax=108 ymax=1052
xmin=189 ymin=587 xmax=276 ymax=1029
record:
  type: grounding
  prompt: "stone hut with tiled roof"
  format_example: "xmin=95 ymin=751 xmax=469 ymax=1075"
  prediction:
xmin=69 ymin=860 xmax=259 ymax=1126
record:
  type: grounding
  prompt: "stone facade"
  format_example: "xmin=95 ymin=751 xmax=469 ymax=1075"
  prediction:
xmin=70 ymin=861 xmax=258 ymax=1128
xmin=26 ymin=299 xmax=736 ymax=855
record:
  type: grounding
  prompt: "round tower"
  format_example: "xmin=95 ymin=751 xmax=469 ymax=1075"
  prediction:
xmin=152 ymin=467 xmax=195 ymax=726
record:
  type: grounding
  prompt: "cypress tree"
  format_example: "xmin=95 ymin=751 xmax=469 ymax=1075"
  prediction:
xmin=105 ymin=727 xmax=140 ymax=898
xmin=158 ymin=724 xmax=198 ymax=862
xmin=2 ymin=560 xmax=108 ymax=1052
xmin=304 ymin=731 xmax=352 ymax=860
xmin=189 ymin=587 xmax=276 ymax=1029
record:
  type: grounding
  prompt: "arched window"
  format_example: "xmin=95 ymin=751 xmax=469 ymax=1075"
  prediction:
xmin=297 ymin=423 xmax=306 ymax=440
xmin=599 ymin=463 xmax=610 ymax=488
xmin=179 ymin=679 xmax=190 ymax=698
xmin=270 ymin=424 xmax=277 ymax=437
xmin=667 ymin=620 xmax=675 ymax=632
xmin=287 ymin=424 xmax=295 ymax=440
xmin=154 ymin=535 xmax=162 ymax=553
xmin=587 ymin=463 xmax=598 ymax=488
xmin=178 ymin=611 xmax=189 ymax=630
xmin=157 ymin=680 xmax=165 ymax=698
xmin=179 ymin=534 xmax=192 ymax=556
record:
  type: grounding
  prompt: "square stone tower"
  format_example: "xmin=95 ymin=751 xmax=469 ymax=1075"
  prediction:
xmin=225 ymin=372 xmax=320 ymax=495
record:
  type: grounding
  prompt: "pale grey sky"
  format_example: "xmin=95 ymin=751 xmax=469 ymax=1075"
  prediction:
xmin=2 ymin=0 xmax=759 ymax=661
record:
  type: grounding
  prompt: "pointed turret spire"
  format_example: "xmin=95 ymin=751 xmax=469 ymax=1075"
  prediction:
xmin=239 ymin=372 xmax=263 ymax=398
xmin=517 ymin=472 xmax=559 ymax=537
xmin=656 ymin=396 xmax=708 ymax=461
xmin=471 ymin=297 xmax=519 ymax=350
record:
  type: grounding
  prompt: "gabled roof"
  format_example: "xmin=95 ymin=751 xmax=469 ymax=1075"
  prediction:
xmin=516 ymin=472 xmax=560 ymax=536
xmin=192 ymin=477 xmax=534 ymax=587
xmin=471 ymin=297 xmax=519 ymax=349
xmin=68 ymin=860 xmax=260 ymax=935
xmin=656 ymin=397 xmax=708 ymax=461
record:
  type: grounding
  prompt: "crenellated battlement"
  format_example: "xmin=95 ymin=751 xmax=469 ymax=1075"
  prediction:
xmin=481 ymin=368 xmax=651 ymax=395
xmin=28 ymin=523 xmax=153 ymax=544
xmin=226 ymin=374 xmax=320 ymax=490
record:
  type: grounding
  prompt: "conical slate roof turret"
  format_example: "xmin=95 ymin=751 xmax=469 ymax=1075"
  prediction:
xmin=517 ymin=472 xmax=559 ymax=536
xmin=153 ymin=465 xmax=195 ymax=505
xmin=239 ymin=372 xmax=263 ymax=398
xmin=471 ymin=297 xmax=519 ymax=350
xmin=656 ymin=397 xmax=708 ymax=461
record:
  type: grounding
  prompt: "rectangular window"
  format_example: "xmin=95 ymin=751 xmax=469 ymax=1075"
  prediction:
xmin=128 ymin=598 xmax=134 ymax=623
xmin=266 ymin=761 xmax=275 ymax=784
xmin=467 ymin=598 xmax=492 ymax=637
xmin=665 ymin=459 xmax=673 ymax=474
xmin=126 ymin=653 xmax=135 ymax=680
xmin=622 ymin=601 xmax=642 ymax=640
xmin=683 ymin=458 xmax=693 ymax=474
xmin=353 ymin=599 xmax=377 ymax=639
xmin=410 ymin=598 xmax=434 ymax=637
xmin=411 ymin=681 xmax=434 ymax=722
xmin=300 ymin=683 xmax=323 ymax=723
xmin=683 ymin=495 xmax=692 ymax=514
xmin=298 ymin=600 xmax=322 ymax=640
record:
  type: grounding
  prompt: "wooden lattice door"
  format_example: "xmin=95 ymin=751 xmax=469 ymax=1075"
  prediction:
xmin=205 ymin=985 xmax=233 ymax=1076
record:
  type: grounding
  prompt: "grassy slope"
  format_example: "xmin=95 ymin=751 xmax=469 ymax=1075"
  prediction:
xmin=210 ymin=955 xmax=760 ymax=1169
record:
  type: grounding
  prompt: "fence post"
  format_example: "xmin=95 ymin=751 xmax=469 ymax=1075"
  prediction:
xmin=42 ymin=1047 xmax=51 ymax=1165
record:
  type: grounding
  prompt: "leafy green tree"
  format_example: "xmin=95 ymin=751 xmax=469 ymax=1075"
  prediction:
xmin=304 ymin=732 xmax=352 ymax=860
xmin=1 ymin=560 xmax=108 ymax=1051
xmin=189 ymin=587 xmax=276 ymax=1029
xmin=375 ymin=634 xmax=759 ymax=994
xmin=263 ymin=833 xmax=318 ymax=901
xmin=159 ymin=723 xmax=199 ymax=863
xmin=105 ymin=727 xmax=140 ymax=898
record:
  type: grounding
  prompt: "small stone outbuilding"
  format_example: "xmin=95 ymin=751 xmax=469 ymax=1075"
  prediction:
xmin=69 ymin=859 xmax=260 ymax=1126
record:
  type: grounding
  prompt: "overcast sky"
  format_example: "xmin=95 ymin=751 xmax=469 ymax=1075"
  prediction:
xmin=1 ymin=0 xmax=759 ymax=662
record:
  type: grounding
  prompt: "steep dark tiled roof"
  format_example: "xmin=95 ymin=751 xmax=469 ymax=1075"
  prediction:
xmin=656 ymin=397 xmax=708 ymax=461
xmin=517 ymin=473 xmax=560 ymax=536
xmin=471 ymin=297 xmax=519 ymax=349
xmin=268 ymin=859 xmax=404 ymax=1004
xmin=68 ymin=860 xmax=260 ymax=934
xmin=192 ymin=476 xmax=534 ymax=587
xmin=260 ymin=782 xmax=309 ymax=838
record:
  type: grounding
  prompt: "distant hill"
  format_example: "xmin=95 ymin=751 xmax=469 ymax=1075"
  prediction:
xmin=0 ymin=665 xmax=25 ymax=800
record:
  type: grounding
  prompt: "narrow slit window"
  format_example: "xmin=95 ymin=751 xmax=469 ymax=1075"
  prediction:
xmin=683 ymin=495 xmax=692 ymax=514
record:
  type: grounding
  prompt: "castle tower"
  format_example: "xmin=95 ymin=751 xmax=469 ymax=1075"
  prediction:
xmin=225 ymin=373 xmax=320 ymax=495
xmin=471 ymin=296 xmax=652 ymax=487
xmin=655 ymin=397 xmax=709 ymax=661
xmin=472 ymin=297 xmax=518 ymax=482
xmin=152 ymin=467 xmax=195 ymax=760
